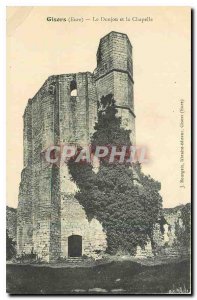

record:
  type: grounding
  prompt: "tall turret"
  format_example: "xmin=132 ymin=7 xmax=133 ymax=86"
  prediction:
xmin=94 ymin=31 xmax=135 ymax=144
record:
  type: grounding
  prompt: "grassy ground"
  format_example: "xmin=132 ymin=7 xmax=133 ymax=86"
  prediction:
xmin=6 ymin=259 xmax=190 ymax=294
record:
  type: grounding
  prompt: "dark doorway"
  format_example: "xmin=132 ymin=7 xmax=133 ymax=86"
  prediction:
xmin=68 ymin=235 xmax=82 ymax=257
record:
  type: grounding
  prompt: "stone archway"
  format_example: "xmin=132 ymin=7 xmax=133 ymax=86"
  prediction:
xmin=68 ymin=235 xmax=82 ymax=257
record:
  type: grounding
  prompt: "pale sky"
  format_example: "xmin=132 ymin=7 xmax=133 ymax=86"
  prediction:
xmin=7 ymin=6 xmax=191 ymax=208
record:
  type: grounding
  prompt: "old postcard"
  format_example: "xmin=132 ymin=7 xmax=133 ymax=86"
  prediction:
xmin=6 ymin=6 xmax=191 ymax=294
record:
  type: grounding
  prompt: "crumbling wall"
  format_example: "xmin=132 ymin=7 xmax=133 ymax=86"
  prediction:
xmin=152 ymin=204 xmax=191 ymax=258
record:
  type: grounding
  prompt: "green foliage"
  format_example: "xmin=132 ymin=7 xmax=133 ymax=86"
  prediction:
xmin=6 ymin=230 xmax=16 ymax=260
xmin=68 ymin=94 xmax=162 ymax=254
xmin=139 ymin=173 xmax=163 ymax=236
xmin=175 ymin=203 xmax=191 ymax=248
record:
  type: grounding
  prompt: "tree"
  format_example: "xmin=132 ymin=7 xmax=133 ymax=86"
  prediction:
xmin=6 ymin=230 xmax=16 ymax=260
xmin=175 ymin=203 xmax=191 ymax=248
xmin=68 ymin=94 xmax=162 ymax=254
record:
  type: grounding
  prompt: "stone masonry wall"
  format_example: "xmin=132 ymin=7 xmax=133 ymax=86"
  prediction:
xmin=94 ymin=31 xmax=135 ymax=144
xmin=58 ymin=73 xmax=106 ymax=259
xmin=17 ymin=31 xmax=136 ymax=261
xmin=18 ymin=77 xmax=59 ymax=261
xmin=17 ymin=72 xmax=106 ymax=261
xmin=61 ymin=192 xmax=107 ymax=259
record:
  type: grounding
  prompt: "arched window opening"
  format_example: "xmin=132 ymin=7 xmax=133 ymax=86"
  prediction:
xmin=70 ymin=80 xmax=77 ymax=96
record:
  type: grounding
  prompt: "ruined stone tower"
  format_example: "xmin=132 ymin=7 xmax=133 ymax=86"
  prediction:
xmin=17 ymin=31 xmax=136 ymax=262
xmin=95 ymin=31 xmax=135 ymax=143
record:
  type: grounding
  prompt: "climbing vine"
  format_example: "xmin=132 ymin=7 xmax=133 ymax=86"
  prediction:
xmin=68 ymin=94 xmax=162 ymax=254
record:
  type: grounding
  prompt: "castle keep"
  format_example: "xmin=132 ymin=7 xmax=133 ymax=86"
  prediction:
xmin=17 ymin=31 xmax=136 ymax=262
